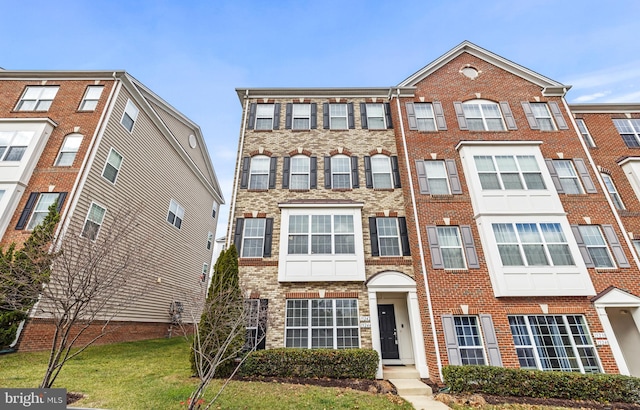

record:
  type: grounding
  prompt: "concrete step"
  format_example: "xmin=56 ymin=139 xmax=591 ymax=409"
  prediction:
xmin=389 ymin=378 xmax=433 ymax=396
xmin=383 ymin=365 xmax=420 ymax=379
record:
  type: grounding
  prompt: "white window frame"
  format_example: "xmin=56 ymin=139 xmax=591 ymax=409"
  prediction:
xmin=81 ymin=202 xmax=107 ymax=240
xmin=601 ymin=173 xmax=625 ymax=210
xmin=633 ymin=239 xmax=640 ymax=256
xmin=509 ymin=315 xmax=601 ymax=373
xmin=366 ymin=103 xmax=386 ymax=130
xmin=249 ymin=155 xmax=270 ymax=190
xmin=331 ymin=155 xmax=351 ymax=189
xmin=26 ymin=193 xmax=60 ymax=231
xmin=462 ymin=100 xmax=505 ymax=131
xmin=530 ymin=103 xmax=556 ymax=131
xmin=577 ymin=225 xmax=615 ymax=268
xmin=414 ymin=103 xmax=436 ymax=131
xmin=212 ymin=201 xmax=218 ymax=219
xmin=0 ymin=131 xmax=34 ymax=162
xmin=242 ymin=218 xmax=266 ymax=258
xmin=285 ymin=299 xmax=360 ymax=349
xmin=286 ymin=214 xmax=355 ymax=255
xmin=453 ymin=316 xmax=487 ymax=365
xmin=79 ymin=85 xmax=104 ymax=111
xmin=292 ymin=104 xmax=311 ymax=130
xmin=575 ymin=119 xmax=595 ymax=148
xmin=101 ymin=148 xmax=124 ymax=184
xmin=202 ymin=263 xmax=209 ymax=282
xmin=16 ymin=86 xmax=59 ymax=112
xmin=290 ymin=155 xmax=310 ymax=190
xmin=553 ymin=159 xmax=583 ymax=194
xmin=167 ymin=199 xmax=185 ymax=229
xmin=370 ymin=155 xmax=393 ymax=189
xmin=437 ymin=226 xmax=466 ymax=269
xmin=492 ymin=222 xmax=575 ymax=267
xmin=424 ymin=160 xmax=451 ymax=194
xmin=474 ymin=155 xmax=545 ymax=190
xmin=207 ymin=232 xmax=213 ymax=250
xmin=54 ymin=134 xmax=82 ymax=166
xmin=329 ymin=104 xmax=348 ymax=130
xmin=255 ymin=104 xmax=275 ymax=130
xmin=376 ymin=217 xmax=401 ymax=257
xmin=613 ymin=119 xmax=640 ymax=147
xmin=120 ymin=99 xmax=139 ymax=132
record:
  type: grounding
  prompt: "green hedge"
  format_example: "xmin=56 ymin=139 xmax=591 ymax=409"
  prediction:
xmin=443 ymin=365 xmax=640 ymax=404
xmin=239 ymin=348 xmax=379 ymax=379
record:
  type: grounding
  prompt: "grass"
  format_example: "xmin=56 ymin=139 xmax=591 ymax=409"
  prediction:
xmin=0 ymin=337 xmax=412 ymax=409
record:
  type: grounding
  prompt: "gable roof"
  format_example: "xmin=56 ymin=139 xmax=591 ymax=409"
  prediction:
xmin=397 ymin=41 xmax=571 ymax=96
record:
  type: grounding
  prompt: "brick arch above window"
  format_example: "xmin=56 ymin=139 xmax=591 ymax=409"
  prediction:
xmin=248 ymin=149 xmax=273 ymax=157
xmin=288 ymin=148 xmax=313 ymax=157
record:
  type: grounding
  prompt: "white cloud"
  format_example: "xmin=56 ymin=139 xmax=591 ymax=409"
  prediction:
xmin=572 ymin=91 xmax=611 ymax=102
xmin=566 ymin=62 xmax=640 ymax=89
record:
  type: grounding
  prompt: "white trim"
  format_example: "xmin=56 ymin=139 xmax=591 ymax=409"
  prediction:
xmin=279 ymin=201 xmax=364 ymax=209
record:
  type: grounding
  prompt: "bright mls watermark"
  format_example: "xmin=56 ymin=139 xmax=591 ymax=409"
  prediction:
xmin=0 ymin=389 xmax=66 ymax=409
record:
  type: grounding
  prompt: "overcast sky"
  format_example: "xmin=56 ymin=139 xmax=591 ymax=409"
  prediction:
xmin=2 ymin=0 xmax=639 ymax=236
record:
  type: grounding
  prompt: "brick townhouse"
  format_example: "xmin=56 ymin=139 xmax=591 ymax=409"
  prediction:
xmin=0 ymin=70 xmax=224 ymax=350
xmin=228 ymin=41 xmax=640 ymax=382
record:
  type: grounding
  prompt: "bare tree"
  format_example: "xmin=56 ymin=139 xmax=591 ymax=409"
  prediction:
xmin=34 ymin=207 xmax=153 ymax=388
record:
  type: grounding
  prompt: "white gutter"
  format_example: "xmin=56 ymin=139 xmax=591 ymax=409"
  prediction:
xmin=393 ymin=88 xmax=444 ymax=380
xmin=226 ymin=91 xmax=250 ymax=249
xmin=561 ymin=98 xmax=640 ymax=269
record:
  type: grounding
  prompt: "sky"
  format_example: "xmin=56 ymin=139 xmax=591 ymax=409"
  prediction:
xmin=2 ymin=0 xmax=640 ymax=237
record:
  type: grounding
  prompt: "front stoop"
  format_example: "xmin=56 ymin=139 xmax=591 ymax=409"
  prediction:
xmin=384 ymin=366 xmax=450 ymax=409
xmin=389 ymin=378 xmax=433 ymax=395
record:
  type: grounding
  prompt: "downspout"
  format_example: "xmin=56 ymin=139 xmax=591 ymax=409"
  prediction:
xmin=561 ymin=98 xmax=640 ymax=268
xmin=226 ymin=90 xmax=250 ymax=249
xmin=393 ymin=88 xmax=444 ymax=380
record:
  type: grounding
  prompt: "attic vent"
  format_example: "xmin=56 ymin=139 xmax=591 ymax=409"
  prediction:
xmin=188 ymin=134 xmax=197 ymax=149
xmin=461 ymin=66 xmax=479 ymax=80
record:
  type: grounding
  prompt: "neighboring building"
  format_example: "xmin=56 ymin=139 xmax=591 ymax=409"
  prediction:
xmin=0 ymin=70 xmax=224 ymax=351
xmin=228 ymin=41 xmax=640 ymax=381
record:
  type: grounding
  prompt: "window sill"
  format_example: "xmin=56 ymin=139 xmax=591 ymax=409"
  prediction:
xmin=326 ymin=128 xmax=352 ymax=131
xmin=289 ymin=189 xmax=310 ymax=192
xmin=332 ymin=188 xmax=353 ymax=192
xmin=444 ymin=269 xmax=469 ymax=273
xmin=366 ymin=128 xmax=391 ymax=131
xmin=290 ymin=129 xmax=311 ymax=132
xmin=251 ymin=129 xmax=273 ymax=132
xmin=595 ymin=268 xmax=621 ymax=273
xmin=430 ymin=194 xmax=454 ymax=199
xmin=373 ymin=188 xmax=394 ymax=192
xmin=247 ymin=189 xmax=269 ymax=192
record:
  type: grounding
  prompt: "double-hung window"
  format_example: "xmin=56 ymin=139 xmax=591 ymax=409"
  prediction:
xmin=249 ymin=156 xmax=270 ymax=189
xmin=16 ymin=86 xmax=59 ymax=111
xmin=329 ymin=104 xmax=348 ymax=129
xmin=330 ymin=155 xmax=351 ymax=189
xmin=292 ymin=104 xmax=311 ymax=130
xmin=424 ymin=160 xmax=450 ymax=194
xmin=452 ymin=316 xmax=486 ymax=365
xmin=575 ymin=119 xmax=595 ymax=148
xmin=245 ymin=299 xmax=268 ymax=351
xmin=102 ymin=148 xmax=123 ymax=184
xmin=474 ymin=155 xmax=545 ymax=190
xmin=414 ymin=103 xmax=436 ymax=131
xmin=287 ymin=214 xmax=355 ymax=255
xmin=285 ymin=299 xmax=359 ymax=349
xmin=426 ymin=225 xmax=479 ymax=269
xmin=376 ymin=218 xmax=401 ymax=256
xmin=121 ymin=100 xmax=139 ymax=132
xmin=370 ymin=155 xmax=392 ymax=189
xmin=365 ymin=103 xmax=386 ymax=129
xmin=82 ymin=202 xmax=107 ymax=240
xmin=601 ymin=173 xmax=625 ymax=210
xmin=436 ymin=227 xmax=466 ymax=269
xmin=290 ymin=155 xmax=310 ymax=189
xmin=255 ymin=104 xmax=275 ymax=130
xmin=0 ymin=131 xmax=34 ymax=162
xmin=54 ymin=134 xmax=82 ymax=166
xmin=492 ymin=223 xmax=574 ymax=267
xmin=26 ymin=193 xmax=61 ymax=230
xmin=553 ymin=160 xmax=583 ymax=194
xmin=167 ymin=199 xmax=185 ymax=229
xmin=461 ymin=101 xmax=505 ymax=131
xmin=207 ymin=232 xmax=213 ymax=250
xmin=242 ymin=219 xmax=266 ymax=257
xmin=613 ymin=119 xmax=640 ymax=148
xmin=530 ymin=103 xmax=556 ymax=130
xmin=79 ymin=86 xmax=104 ymax=111
xmin=509 ymin=315 xmax=600 ymax=373
xmin=575 ymin=225 xmax=614 ymax=268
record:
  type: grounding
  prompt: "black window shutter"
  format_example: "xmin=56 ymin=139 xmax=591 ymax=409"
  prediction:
xmin=415 ymin=160 xmax=429 ymax=194
xmin=360 ymin=103 xmax=368 ymax=129
xmin=391 ymin=156 xmax=401 ymax=188
xmin=399 ymin=217 xmax=410 ymax=256
xmin=573 ymin=158 xmax=597 ymax=193
xmin=442 ymin=315 xmax=462 ymax=365
xmin=364 ymin=156 xmax=373 ymax=188
xmin=324 ymin=156 xmax=331 ymax=188
xmin=234 ymin=218 xmax=244 ymax=254
xmin=544 ymin=159 xmax=563 ymax=193
xmin=247 ymin=103 xmax=257 ymax=130
xmin=521 ymin=102 xmax=539 ymax=130
xmin=445 ymin=159 xmax=462 ymax=194
xmin=240 ymin=157 xmax=250 ymax=189
xmin=16 ymin=192 xmax=39 ymax=230
xmin=433 ymin=101 xmax=447 ymax=130
xmin=323 ymin=103 xmax=330 ymax=129
xmin=351 ymin=156 xmax=359 ymax=188
xmin=453 ymin=102 xmax=468 ymax=130
xmin=273 ymin=103 xmax=281 ymax=130
xmin=369 ymin=217 xmax=379 ymax=257
xmin=405 ymin=102 xmax=418 ymax=130
xmin=268 ymin=157 xmax=277 ymax=189
xmin=602 ymin=224 xmax=630 ymax=268
xmin=571 ymin=225 xmax=594 ymax=268
xmin=310 ymin=156 xmax=317 ymax=189
xmin=460 ymin=225 xmax=479 ymax=268
xmin=426 ymin=225 xmax=444 ymax=269
xmin=548 ymin=101 xmax=568 ymax=129
xmin=384 ymin=102 xmax=393 ymax=129
xmin=500 ymin=101 xmax=517 ymax=130
xmin=285 ymin=103 xmax=293 ymax=129
xmin=282 ymin=157 xmax=290 ymax=189
xmin=479 ymin=314 xmax=503 ymax=366
xmin=263 ymin=218 xmax=274 ymax=257
xmin=56 ymin=192 xmax=68 ymax=212
xmin=310 ymin=103 xmax=317 ymax=129
xmin=347 ymin=103 xmax=355 ymax=129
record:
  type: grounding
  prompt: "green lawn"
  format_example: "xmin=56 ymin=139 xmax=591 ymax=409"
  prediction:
xmin=0 ymin=337 xmax=412 ymax=409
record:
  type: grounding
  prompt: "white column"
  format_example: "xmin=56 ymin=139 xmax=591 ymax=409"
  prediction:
xmin=407 ymin=290 xmax=429 ymax=378
xmin=368 ymin=290 xmax=383 ymax=379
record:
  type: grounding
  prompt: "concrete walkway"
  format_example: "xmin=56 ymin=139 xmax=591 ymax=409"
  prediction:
xmin=384 ymin=366 xmax=450 ymax=410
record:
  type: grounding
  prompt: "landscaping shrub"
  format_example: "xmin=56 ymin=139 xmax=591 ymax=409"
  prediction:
xmin=443 ymin=365 xmax=640 ymax=404
xmin=239 ymin=348 xmax=379 ymax=379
